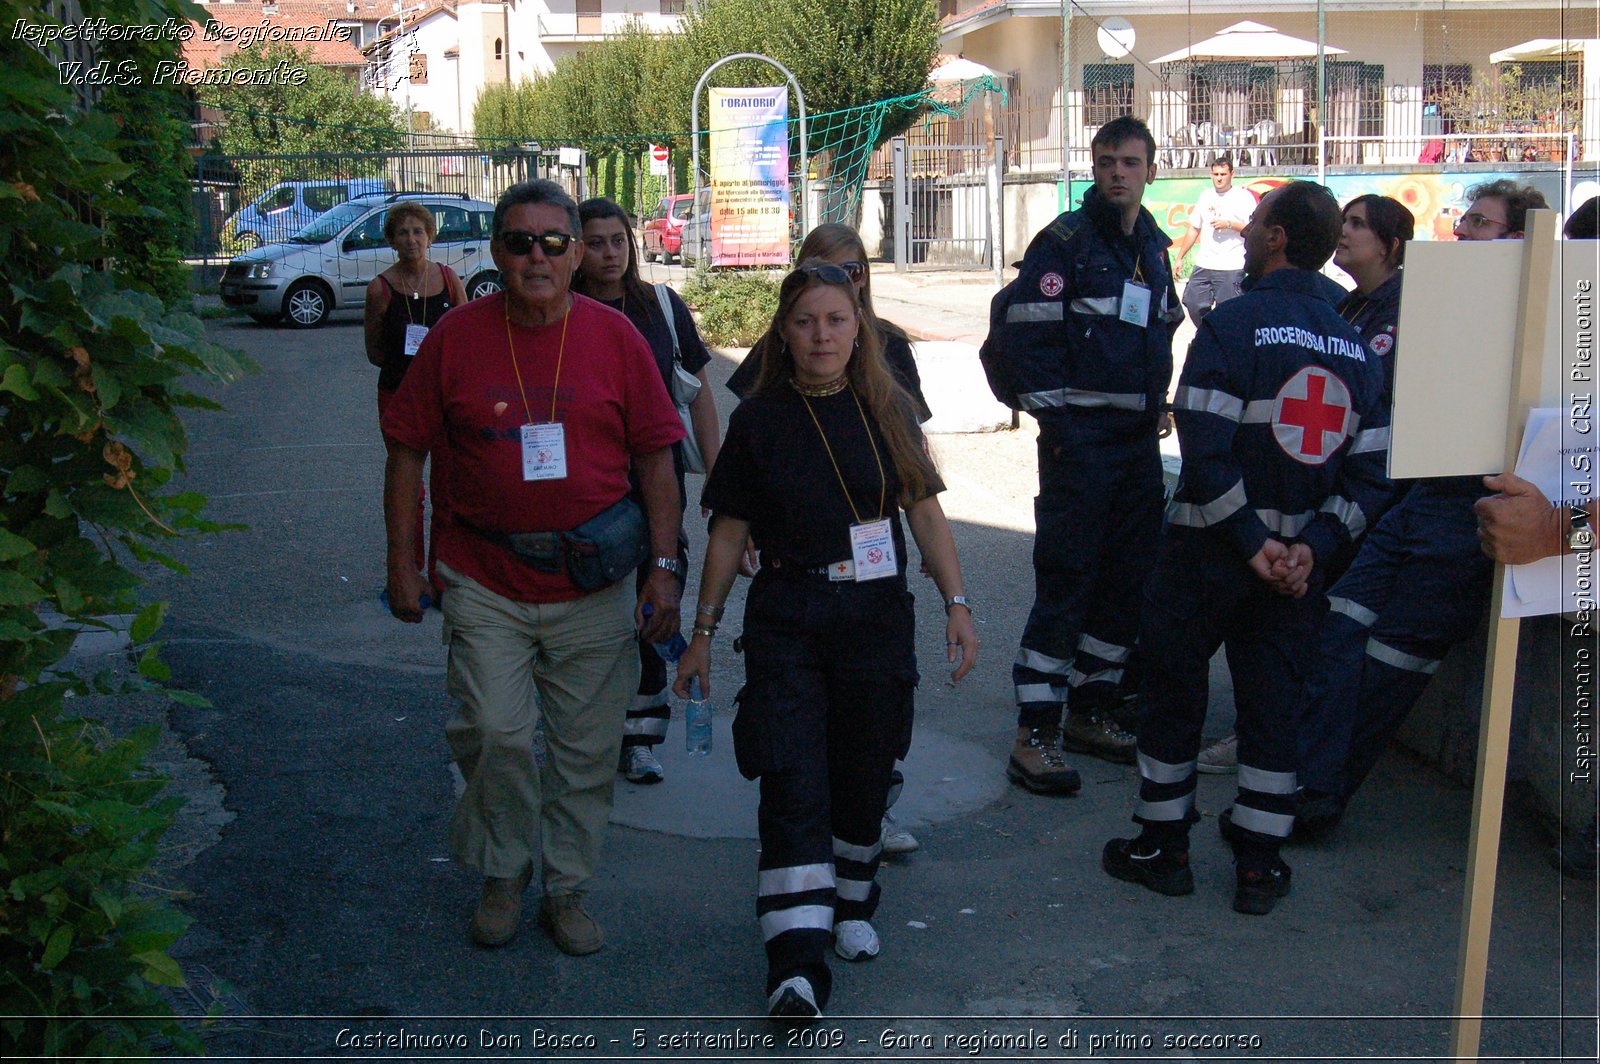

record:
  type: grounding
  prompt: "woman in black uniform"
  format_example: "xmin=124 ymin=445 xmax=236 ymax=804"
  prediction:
xmin=674 ymin=261 xmax=978 ymax=1020
xmin=364 ymin=201 xmax=469 ymax=572
xmin=727 ymin=224 xmax=930 ymax=422
xmin=730 ymin=223 xmax=930 ymax=855
xmin=573 ymin=197 xmax=723 ymax=786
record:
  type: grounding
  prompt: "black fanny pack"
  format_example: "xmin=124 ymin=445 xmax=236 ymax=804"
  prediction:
xmin=460 ymin=496 xmax=649 ymax=591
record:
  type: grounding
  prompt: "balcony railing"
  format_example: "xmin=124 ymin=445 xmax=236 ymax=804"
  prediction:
xmin=536 ymin=11 xmax=682 ymax=42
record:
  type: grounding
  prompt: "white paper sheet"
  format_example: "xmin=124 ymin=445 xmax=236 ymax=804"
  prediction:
xmin=1500 ymin=408 xmax=1597 ymax=617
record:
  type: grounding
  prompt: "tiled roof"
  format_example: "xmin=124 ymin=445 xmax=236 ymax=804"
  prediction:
xmin=942 ymin=0 xmax=1008 ymax=27
xmin=184 ymin=0 xmax=381 ymax=67
xmin=365 ymin=0 xmax=457 ymax=50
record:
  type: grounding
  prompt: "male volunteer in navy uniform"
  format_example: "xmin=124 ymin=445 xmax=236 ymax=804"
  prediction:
xmin=989 ymin=115 xmax=1184 ymax=793
xmin=1103 ymin=181 xmax=1390 ymax=915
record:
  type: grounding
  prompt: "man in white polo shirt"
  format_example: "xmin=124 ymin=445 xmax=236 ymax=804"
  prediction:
xmin=1173 ymin=156 xmax=1257 ymax=327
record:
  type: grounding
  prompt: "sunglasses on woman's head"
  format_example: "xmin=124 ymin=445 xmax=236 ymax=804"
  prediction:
xmin=838 ymin=260 xmax=867 ymax=283
xmin=796 ymin=263 xmax=857 ymax=286
xmin=499 ymin=230 xmax=575 ymax=256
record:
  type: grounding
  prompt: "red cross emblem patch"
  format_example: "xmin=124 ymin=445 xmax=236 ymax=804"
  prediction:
xmin=1039 ymin=272 xmax=1065 ymax=297
xmin=1273 ymin=367 xmax=1352 ymax=466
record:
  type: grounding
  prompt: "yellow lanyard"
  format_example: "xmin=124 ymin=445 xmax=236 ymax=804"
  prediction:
xmin=1340 ymin=297 xmax=1369 ymax=324
xmin=798 ymin=384 xmax=886 ymax=524
xmin=504 ymin=300 xmax=570 ymax=425
xmin=1131 ymin=257 xmax=1146 ymax=285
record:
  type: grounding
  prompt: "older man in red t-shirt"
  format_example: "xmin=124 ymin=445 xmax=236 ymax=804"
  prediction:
xmin=382 ymin=180 xmax=684 ymax=955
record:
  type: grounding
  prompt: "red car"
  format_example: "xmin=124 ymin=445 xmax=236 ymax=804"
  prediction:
xmin=641 ymin=194 xmax=694 ymax=263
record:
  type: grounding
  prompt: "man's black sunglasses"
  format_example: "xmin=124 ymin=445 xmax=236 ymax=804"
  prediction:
xmin=499 ymin=229 xmax=575 ymax=256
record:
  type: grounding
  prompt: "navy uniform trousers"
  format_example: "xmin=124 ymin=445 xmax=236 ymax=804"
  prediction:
xmin=1297 ymin=484 xmax=1493 ymax=800
xmin=732 ymin=570 xmax=916 ymax=1008
xmin=1014 ymin=413 xmax=1165 ymax=729
xmin=623 ymin=537 xmax=691 ymax=752
xmin=1135 ymin=534 xmax=1323 ymax=842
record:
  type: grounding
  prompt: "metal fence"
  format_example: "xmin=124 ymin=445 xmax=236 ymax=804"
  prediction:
xmin=896 ymin=73 xmax=1583 ymax=176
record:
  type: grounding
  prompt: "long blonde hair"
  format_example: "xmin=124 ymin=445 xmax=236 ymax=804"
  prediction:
xmin=750 ymin=261 xmax=936 ymax=505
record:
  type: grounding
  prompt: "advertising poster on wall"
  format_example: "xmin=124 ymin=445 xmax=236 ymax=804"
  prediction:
xmin=708 ymin=87 xmax=791 ymax=266
xmin=1129 ymin=168 xmax=1582 ymax=279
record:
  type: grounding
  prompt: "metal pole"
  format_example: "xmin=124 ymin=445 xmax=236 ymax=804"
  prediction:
xmin=989 ymin=134 xmax=1005 ymax=286
xmin=1316 ymin=0 xmax=1326 ymax=176
xmin=1060 ymin=0 xmax=1071 ymax=209
xmin=892 ymin=136 xmax=908 ymax=273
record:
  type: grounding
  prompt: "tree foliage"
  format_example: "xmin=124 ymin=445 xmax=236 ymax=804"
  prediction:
xmin=472 ymin=0 xmax=941 ymax=187
xmin=1 ymin=0 xmax=252 ymax=1054
xmin=199 ymin=43 xmax=406 ymax=195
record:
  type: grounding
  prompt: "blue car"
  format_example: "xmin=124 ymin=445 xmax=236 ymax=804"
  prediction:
xmin=225 ymin=178 xmax=393 ymax=249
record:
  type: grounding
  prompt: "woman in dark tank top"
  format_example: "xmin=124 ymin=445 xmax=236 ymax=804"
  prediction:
xmin=364 ymin=201 xmax=469 ymax=571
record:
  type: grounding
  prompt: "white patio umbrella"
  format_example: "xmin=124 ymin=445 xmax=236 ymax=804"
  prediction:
xmin=928 ymin=55 xmax=1001 ymax=84
xmin=1489 ymin=37 xmax=1599 ymax=64
xmin=1152 ymin=20 xmax=1347 ymax=63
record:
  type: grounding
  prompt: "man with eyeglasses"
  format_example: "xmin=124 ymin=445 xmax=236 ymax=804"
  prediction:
xmin=984 ymin=114 xmax=1184 ymax=792
xmin=381 ymin=180 xmax=686 ymax=955
xmin=1287 ymin=179 xmax=1551 ymax=841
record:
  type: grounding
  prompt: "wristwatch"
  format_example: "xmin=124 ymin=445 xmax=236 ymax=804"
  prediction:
xmin=653 ymin=556 xmax=685 ymax=578
xmin=945 ymin=595 xmax=973 ymax=615
xmin=1569 ymin=503 xmax=1594 ymax=552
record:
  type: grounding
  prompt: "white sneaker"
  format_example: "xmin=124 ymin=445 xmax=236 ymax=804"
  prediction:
xmin=621 ymin=745 xmax=665 ymax=784
xmin=833 ymin=919 xmax=880 ymax=961
xmin=881 ymin=813 xmax=920 ymax=855
xmin=1197 ymin=734 xmax=1238 ymax=775
xmin=767 ymin=975 xmax=820 ymax=1019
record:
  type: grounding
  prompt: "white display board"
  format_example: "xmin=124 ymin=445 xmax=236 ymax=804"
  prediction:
xmin=1391 ymin=240 xmax=1595 ymax=479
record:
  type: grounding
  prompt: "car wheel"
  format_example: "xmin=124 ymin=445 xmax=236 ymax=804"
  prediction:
xmin=282 ymin=279 xmax=331 ymax=328
xmin=467 ymin=271 xmax=502 ymax=300
xmin=236 ymin=232 xmax=261 ymax=250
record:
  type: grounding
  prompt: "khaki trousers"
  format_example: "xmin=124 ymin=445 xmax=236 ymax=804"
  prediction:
xmin=437 ymin=562 xmax=638 ymax=894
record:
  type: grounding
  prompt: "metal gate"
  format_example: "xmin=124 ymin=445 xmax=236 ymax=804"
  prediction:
xmin=890 ymin=137 xmax=1001 ymax=273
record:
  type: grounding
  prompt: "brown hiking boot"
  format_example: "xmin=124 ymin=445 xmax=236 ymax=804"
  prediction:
xmin=1061 ymin=712 xmax=1137 ymax=765
xmin=538 ymin=892 xmax=604 ymax=956
xmin=470 ymin=866 xmax=532 ymax=947
xmin=1006 ymin=725 xmax=1082 ymax=794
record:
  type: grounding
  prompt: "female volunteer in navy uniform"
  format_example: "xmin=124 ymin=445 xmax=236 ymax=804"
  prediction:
xmin=674 ymin=262 xmax=978 ymax=1021
xmin=573 ymin=197 xmax=723 ymax=787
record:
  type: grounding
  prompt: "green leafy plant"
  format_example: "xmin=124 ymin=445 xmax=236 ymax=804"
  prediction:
xmin=2 ymin=0 xmax=252 ymax=1055
xmin=680 ymin=267 xmax=781 ymax=346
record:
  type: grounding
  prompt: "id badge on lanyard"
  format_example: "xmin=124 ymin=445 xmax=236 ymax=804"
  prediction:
xmin=403 ymin=323 xmax=429 ymax=357
xmin=1120 ymin=281 xmax=1151 ymax=328
xmin=521 ymin=423 xmax=567 ymax=481
xmin=849 ymin=518 xmax=898 ymax=581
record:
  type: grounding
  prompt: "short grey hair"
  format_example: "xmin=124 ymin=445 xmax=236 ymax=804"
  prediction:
xmin=492 ymin=180 xmax=581 ymax=240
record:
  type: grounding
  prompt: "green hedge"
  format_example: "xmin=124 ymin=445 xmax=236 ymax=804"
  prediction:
xmin=1 ymin=0 xmax=252 ymax=1054
xmin=680 ymin=267 xmax=781 ymax=347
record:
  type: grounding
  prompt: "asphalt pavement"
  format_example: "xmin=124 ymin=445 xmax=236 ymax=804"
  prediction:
xmin=120 ymin=280 xmax=1599 ymax=1061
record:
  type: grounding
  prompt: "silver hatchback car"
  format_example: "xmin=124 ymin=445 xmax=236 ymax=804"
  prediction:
xmin=219 ymin=192 xmax=503 ymax=327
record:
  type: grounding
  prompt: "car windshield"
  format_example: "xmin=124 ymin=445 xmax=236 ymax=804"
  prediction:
xmin=288 ymin=201 xmax=371 ymax=243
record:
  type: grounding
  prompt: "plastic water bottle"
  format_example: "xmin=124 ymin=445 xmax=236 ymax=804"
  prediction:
xmin=685 ymin=676 xmax=713 ymax=755
xmin=639 ymin=603 xmax=688 ymax=662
